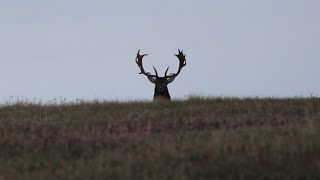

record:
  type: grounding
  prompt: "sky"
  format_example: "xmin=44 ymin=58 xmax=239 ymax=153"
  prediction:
xmin=0 ymin=0 xmax=319 ymax=102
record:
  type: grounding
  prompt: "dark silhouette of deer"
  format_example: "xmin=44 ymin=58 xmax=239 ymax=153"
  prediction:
xmin=135 ymin=49 xmax=187 ymax=100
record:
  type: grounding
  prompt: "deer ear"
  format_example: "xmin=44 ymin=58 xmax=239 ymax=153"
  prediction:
xmin=166 ymin=77 xmax=176 ymax=84
xmin=147 ymin=76 xmax=157 ymax=83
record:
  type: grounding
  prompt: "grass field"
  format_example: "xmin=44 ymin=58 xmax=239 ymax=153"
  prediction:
xmin=0 ymin=97 xmax=320 ymax=179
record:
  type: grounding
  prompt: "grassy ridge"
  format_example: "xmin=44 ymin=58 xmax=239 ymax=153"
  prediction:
xmin=0 ymin=97 xmax=320 ymax=179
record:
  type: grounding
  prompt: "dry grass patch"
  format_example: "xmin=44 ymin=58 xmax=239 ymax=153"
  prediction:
xmin=0 ymin=97 xmax=319 ymax=179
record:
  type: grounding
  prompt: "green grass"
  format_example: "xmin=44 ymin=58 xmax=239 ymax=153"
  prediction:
xmin=0 ymin=97 xmax=320 ymax=179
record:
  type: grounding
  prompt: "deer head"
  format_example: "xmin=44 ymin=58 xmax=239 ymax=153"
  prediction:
xmin=135 ymin=49 xmax=187 ymax=100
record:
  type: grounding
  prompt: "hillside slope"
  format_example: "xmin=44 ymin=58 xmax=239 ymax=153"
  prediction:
xmin=0 ymin=97 xmax=320 ymax=179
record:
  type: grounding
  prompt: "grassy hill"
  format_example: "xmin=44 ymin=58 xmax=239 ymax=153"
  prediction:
xmin=0 ymin=97 xmax=320 ymax=179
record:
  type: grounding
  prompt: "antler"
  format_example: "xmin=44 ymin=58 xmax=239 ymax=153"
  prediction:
xmin=136 ymin=49 xmax=186 ymax=84
xmin=165 ymin=49 xmax=187 ymax=78
xmin=136 ymin=50 xmax=156 ymax=77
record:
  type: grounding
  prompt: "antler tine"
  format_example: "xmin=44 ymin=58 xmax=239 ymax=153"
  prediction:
xmin=164 ymin=66 xmax=170 ymax=77
xmin=165 ymin=49 xmax=187 ymax=78
xmin=152 ymin=66 xmax=159 ymax=78
xmin=175 ymin=49 xmax=187 ymax=67
xmin=135 ymin=49 xmax=148 ymax=68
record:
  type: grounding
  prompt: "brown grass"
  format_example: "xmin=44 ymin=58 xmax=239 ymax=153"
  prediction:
xmin=0 ymin=97 xmax=319 ymax=179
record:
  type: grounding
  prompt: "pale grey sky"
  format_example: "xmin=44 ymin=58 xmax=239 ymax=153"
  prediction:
xmin=0 ymin=0 xmax=319 ymax=102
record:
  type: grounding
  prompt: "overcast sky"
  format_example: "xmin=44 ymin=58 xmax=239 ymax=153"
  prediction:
xmin=0 ymin=0 xmax=319 ymax=102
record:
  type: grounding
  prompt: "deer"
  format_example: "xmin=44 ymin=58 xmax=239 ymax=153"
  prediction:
xmin=135 ymin=49 xmax=187 ymax=100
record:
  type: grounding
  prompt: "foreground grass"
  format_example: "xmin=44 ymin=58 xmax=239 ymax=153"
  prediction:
xmin=0 ymin=97 xmax=319 ymax=179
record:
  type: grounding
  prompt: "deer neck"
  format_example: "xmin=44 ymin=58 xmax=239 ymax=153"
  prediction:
xmin=154 ymin=86 xmax=171 ymax=100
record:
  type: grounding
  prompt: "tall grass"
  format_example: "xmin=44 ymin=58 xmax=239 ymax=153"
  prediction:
xmin=0 ymin=97 xmax=319 ymax=179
